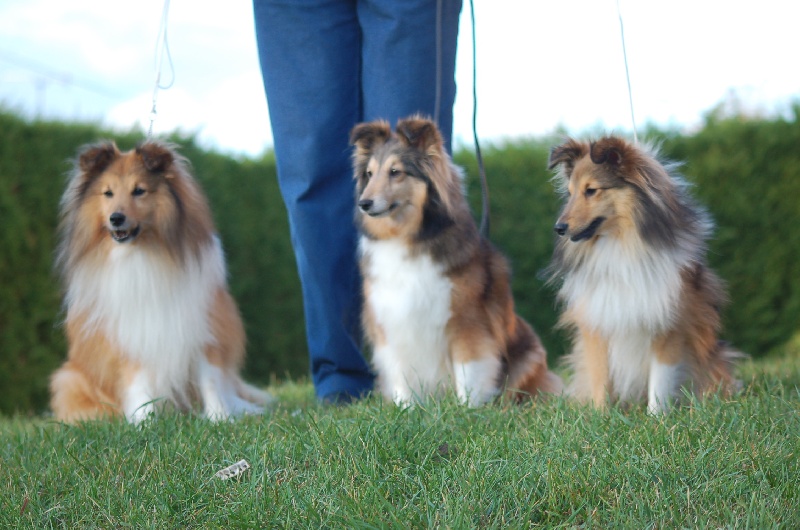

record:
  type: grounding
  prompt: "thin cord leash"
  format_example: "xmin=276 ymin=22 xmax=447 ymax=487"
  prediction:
xmin=616 ymin=0 xmax=638 ymax=143
xmin=434 ymin=0 xmax=443 ymax=126
xmin=469 ymin=0 xmax=490 ymax=238
xmin=148 ymin=0 xmax=175 ymax=139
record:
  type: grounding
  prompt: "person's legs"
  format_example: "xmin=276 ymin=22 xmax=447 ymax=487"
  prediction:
xmin=359 ymin=0 xmax=462 ymax=151
xmin=253 ymin=0 xmax=374 ymax=401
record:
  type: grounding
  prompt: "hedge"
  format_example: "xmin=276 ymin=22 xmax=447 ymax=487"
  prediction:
xmin=1 ymin=107 xmax=798 ymax=415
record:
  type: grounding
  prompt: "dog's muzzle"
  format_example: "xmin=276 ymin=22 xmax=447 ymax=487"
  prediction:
xmin=555 ymin=217 xmax=606 ymax=242
xmin=358 ymin=199 xmax=398 ymax=217
xmin=108 ymin=212 xmax=140 ymax=243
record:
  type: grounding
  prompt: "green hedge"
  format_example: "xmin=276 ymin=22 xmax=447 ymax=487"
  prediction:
xmin=661 ymin=109 xmax=800 ymax=358
xmin=1 ymin=117 xmax=103 ymax=415
xmin=1 ymin=107 xmax=799 ymax=415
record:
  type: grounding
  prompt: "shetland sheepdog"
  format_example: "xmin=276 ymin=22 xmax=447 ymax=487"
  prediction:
xmin=547 ymin=136 xmax=742 ymax=413
xmin=49 ymin=141 xmax=271 ymax=423
xmin=351 ymin=116 xmax=562 ymax=406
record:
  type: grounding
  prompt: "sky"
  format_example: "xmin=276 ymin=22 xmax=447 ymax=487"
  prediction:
xmin=0 ymin=0 xmax=798 ymax=158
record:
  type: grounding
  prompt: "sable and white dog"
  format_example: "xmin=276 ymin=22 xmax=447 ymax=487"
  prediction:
xmin=351 ymin=116 xmax=562 ymax=406
xmin=49 ymin=141 xmax=271 ymax=423
xmin=547 ymin=136 xmax=742 ymax=413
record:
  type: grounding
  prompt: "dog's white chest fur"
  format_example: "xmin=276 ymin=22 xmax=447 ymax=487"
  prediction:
xmin=67 ymin=238 xmax=226 ymax=399
xmin=562 ymin=238 xmax=688 ymax=399
xmin=360 ymin=237 xmax=453 ymax=403
xmin=562 ymin=238 xmax=685 ymax=334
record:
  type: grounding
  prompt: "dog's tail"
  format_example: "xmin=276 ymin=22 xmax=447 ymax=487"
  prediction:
xmin=704 ymin=340 xmax=747 ymax=395
xmin=503 ymin=317 xmax=564 ymax=400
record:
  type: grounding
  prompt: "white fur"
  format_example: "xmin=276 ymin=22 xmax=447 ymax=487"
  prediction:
xmin=454 ymin=357 xmax=502 ymax=406
xmin=361 ymin=237 xmax=454 ymax=405
xmin=647 ymin=359 xmax=684 ymax=414
xmin=123 ymin=370 xmax=157 ymax=424
xmin=606 ymin=330 xmax=654 ymax=402
xmin=67 ymin=237 xmax=225 ymax=410
xmin=562 ymin=237 xmax=691 ymax=400
xmin=561 ymin=237 xmax=687 ymax=335
xmin=197 ymin=359 xmax=264 ymax=420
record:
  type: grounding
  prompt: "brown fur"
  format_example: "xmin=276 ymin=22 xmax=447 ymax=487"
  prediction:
xmin=352 ymin=116 xmax=562 ymax=404
xmin=547 ymin=136 xmax=742 ymax=410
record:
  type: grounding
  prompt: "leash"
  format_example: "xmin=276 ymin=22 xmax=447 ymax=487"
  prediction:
xmin=148 ymin=0 xmax=175 ymax=139
xmin=616 ymin=0 xmax=638 ymax=143
xmin=468 ymin=0 xmax=490 ymax=238
xmin=434 ymin=0 xmax=489 ymax=237
xmin=434 ymin=0 xmax=443 ymax=126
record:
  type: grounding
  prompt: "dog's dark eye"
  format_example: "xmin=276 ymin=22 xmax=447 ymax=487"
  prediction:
xmin=365 ymin=170 xmax=372 ymax=179
xmin=132 ymin=187 xmax=146 ymax=197
xmin=584 ymin=188 xmax=597 ymax=198
xmin=103 ymin=190 xmax=113 ymax=198
xmin=389 ymin=168 xmax=400 ymax=177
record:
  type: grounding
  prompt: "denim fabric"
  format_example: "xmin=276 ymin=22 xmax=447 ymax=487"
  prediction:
xmin=253 ymin=0 xmax=462 ymax=401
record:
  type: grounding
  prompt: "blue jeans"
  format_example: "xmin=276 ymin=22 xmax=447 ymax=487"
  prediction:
xmin=253 ymin=0 xmax=462 ymax=401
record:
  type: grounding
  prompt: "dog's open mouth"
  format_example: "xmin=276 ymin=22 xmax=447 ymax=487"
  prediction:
xmin=110 ymin=225 xmax=141 ymax=243
xmin=571 ymin=217 xmax=605 ymax=242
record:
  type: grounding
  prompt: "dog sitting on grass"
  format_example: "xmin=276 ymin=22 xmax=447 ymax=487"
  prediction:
xmin=50 ymin=141 xmax=271 ymax=423
xmin=351 ymin=116 xmax=562 ymax=406
xmin=547 ymin=136 xmax=742 ymax=413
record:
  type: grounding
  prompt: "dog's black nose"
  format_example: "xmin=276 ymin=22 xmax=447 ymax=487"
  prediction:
xmin=358 ymin=199 xmax=373 ymax=212
xmin=554 ymin=222 xmax=568 ymax=236
xmin=110 ymin=212 xmax=126 ymax=227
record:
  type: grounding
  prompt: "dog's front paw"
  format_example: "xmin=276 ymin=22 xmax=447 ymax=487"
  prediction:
xmin=204 ymin=397 xmax=264 ymax=422
xmin=392 ymin=389 xmax=415 ymax=408
xmin=127 ymin=402 xmax=156 ymax=425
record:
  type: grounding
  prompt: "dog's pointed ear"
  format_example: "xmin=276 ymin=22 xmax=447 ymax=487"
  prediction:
xmin=589 ymin=137 xmax=628 ymax=166
xmin=350 ymin=121 xmax=391 ymax=153
xmin=78 ymin=142 xmax=119 ymax=177
xmin=136 ymin=141 xmax=174 ymax=173
xmin=395 ymin=116 xmax=441 ymax=152
xmin=548 ymin=139 xmax=585 ymax=170
xmin=396 ymin=116 xmax=458 ymax=217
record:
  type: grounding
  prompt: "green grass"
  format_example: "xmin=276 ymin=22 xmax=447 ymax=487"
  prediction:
xmin=2 ymin=356 xmax=799 ymax=529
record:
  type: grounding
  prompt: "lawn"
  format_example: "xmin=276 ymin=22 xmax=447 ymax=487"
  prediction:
xmin=2 ymin=355 xmax=798 ymax=528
